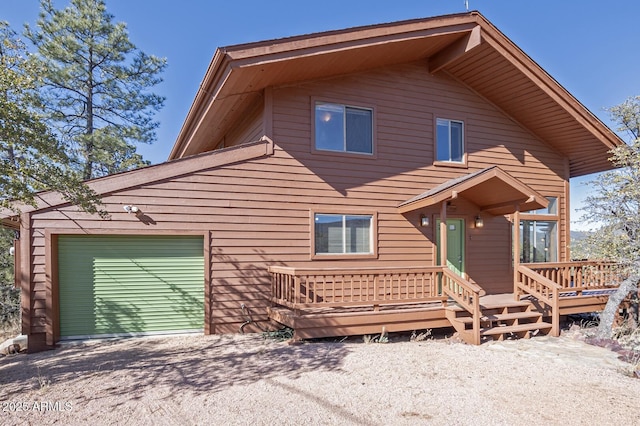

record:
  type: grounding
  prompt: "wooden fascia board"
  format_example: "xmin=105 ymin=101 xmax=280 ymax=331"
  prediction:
xmin=481 ymin=196 xmax=547 ymax=215
xmin=181 ymin=65 xmax=238 ymax=156
xmin=477 ymin=18 xmax=622 ymax=152
xmin=7 ymin=138 xmax=273 ymax=216
xmin=229 ymin=23 xmax=478 ymax=69
xmin=398 ymin=167 xmax=548 ymax=214
xmin=168 ymin=13 xmax=484 ymax=161
xmin=429 ymin=25 xmax=482 ymax=74
xmin=169 ymin=50 xmax=232 ymax=160
xmin=171 ymin=18 xmax=479 ymax=160
xmin=225 ymin=14 xmax=478 ymax=60
xmin=398 ymin=168 xmax=499 ymax=214
xmin=1 ymin=217 xmax=20 ymax=229
xmin=397 ymin=190 xmax=454 ymax=214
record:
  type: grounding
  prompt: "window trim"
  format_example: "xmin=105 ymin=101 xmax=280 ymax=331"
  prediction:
xmin=310 ymin=209 xmax=378 ymax=260
xmin=518 ymin=219 xmax=559 ymax=263
xmin=311 ymin=98 xmax=377 ymax=158
xmin=518 ymin=197 xmax=560 ymax=221
xmin=434 ymin=116 xmax=467 ymax=167
xmin=517 ymin=196 xmax=560 ymax=263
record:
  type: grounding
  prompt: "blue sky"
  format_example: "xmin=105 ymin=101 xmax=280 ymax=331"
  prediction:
xmin=3 ymin=0 xmax=639 ymax=229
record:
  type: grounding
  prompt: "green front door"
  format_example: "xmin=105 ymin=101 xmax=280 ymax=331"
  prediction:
xmin=436 ymin=219 xmax=465 ymax=276
xmin=58 ymin=235 xmax=204 ymax=339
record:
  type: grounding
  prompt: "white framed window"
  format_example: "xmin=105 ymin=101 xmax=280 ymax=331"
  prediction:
xmin=520 ymin=220 xmax=558 ymax=263
xmin=315 ymin=102 xmax=373 ymax=154
xmin=314 ymin=214 xmax=373 ymax=255
xmin=519 ymin=197 xmax=559 ymax=263
xmin=436 ymin=118 xmax=464 ymax=163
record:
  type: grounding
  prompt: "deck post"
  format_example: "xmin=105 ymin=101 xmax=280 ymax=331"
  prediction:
xmin=513 ymin=208 xmax=521 ymax=300
xmin=551 ymin=286 xmax=560 ymax=337
xmin=472 ymin=296 xmax=481 ymax=345
xmin=440 ymin=201 xmax=448 ymax=269
xmin=294 ymin=276 xmax=301 ymax=305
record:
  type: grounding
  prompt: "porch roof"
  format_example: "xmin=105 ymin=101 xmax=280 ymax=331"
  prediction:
xmin=397 ymin=166 xmax=548 ymax=215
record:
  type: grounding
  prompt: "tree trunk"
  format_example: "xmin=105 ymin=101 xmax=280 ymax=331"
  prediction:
xmin=595 ymin=273 xmax=640 ymax=338
xmin=83 ymin=47 xmax=95 ymax=181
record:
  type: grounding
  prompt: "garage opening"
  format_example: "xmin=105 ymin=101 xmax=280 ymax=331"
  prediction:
xmin=57 ymin=235 xmax=204 ymax=339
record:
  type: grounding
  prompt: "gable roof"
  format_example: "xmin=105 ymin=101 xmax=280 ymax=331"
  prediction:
xmin=398 ymin=166 xmax=548 ymax=215
xmin=171 ymin=11 xmax=623 ymax=177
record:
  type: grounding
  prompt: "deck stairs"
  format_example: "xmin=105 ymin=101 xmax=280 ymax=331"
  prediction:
xmin=445 ymin=296 xmax=553 ymax=343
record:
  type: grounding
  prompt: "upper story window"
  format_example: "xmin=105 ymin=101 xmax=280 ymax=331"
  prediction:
xmin=436 ymin=118 xmax=464 ymax=163
xmin=315 ymin=102 xmax=373 ymax=155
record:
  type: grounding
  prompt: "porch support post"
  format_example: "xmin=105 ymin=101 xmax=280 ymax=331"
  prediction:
xmin=440 ymin=201 xmax=448 ymax=268
xmin=513 ymin=208 xmax=521 ymax=300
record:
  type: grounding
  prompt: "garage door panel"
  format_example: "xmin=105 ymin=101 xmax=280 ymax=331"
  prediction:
xmin=58 ymin=235 xmax=204 ymax=338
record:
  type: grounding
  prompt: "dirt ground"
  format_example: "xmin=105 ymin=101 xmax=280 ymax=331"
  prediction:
xmin=1 ymin=330 xmax=639 ymax=426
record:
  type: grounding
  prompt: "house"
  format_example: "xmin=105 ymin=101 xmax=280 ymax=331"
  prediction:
xmin=1 ymin=11 xmax=625 ymax=352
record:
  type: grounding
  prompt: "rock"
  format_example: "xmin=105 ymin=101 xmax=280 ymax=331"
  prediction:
xmin=0 ymin=334 xmax=27 ymax=355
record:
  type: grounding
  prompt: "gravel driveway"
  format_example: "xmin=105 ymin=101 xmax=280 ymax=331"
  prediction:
xmin=1 ymin=332 xmax=639 ymax=425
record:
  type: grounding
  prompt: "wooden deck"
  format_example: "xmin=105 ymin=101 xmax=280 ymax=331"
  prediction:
xmin=268 ymin=262 xmax=626 ymax=344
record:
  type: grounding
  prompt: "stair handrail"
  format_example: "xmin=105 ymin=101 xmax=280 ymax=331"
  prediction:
xmin=516 ymin=264 xmax=561 ymax=336
xmin=441 ymin=268 xmax=483 ymax=345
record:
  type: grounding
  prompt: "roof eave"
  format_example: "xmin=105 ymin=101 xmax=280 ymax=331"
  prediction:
xmin=169 ymin=49 xmax=232 ymax=160
xmin=168 ymin=11 xmax=624 ymax=174
xmin=168 ymin=12 xmax=482 ymax=160
xmin=3 ymin=138 xmax=273 ymax=218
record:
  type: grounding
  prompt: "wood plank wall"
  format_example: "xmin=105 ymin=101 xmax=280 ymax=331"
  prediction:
xmin=27 ymin=60 xmax=567 ymax=340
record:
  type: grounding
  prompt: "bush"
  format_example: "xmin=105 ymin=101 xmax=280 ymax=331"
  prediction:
xmin=0 ymin=283 xmax=19 ymax=325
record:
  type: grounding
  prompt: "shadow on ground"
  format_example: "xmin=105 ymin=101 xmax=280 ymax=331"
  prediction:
xmin=0 ymin=334 xmax=349 ymax=401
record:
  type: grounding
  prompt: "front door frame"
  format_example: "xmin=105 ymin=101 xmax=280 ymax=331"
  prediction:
xmin=436 ymin=217 xmax=466 ymax=279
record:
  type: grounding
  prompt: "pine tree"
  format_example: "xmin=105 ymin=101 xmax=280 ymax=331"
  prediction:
xmin=26 ymin=0 xmax=167 ymax=180
xmin=1 ymin=21 xmax=98 ymax=213
xmin=1 ymin=22 xmax=98 ymax=330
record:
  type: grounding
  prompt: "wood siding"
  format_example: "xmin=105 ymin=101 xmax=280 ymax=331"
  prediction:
xmin=268 ymin=61 xmax=566 ymax=294
xmin=223 ymin=101 xmax=264 ymax=149
xmin=25 ymin=60 xmax=568 ymax=344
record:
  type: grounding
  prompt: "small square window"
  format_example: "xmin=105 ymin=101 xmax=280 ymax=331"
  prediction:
xmin=436 ymin=118 xmax=464 ymax=163
xmin=315 ymin=102 xmax=373 ymax=154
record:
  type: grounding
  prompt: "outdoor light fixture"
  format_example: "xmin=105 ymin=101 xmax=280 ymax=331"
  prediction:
xmin=474 ymin=215 xmax=484 ymax=228
xmin=420 ymin=214 xmax=429 ymax=227
xmin=123 ymin=205 xmax=143 ymax=216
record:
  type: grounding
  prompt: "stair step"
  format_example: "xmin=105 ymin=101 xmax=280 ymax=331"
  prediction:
xmin=452 ymin=311 xmax=543 ymax=325
xmin=446 ymin=300 xmax=532 ymax=312
xmin=480 ymin=322 xmax=553 ymax=336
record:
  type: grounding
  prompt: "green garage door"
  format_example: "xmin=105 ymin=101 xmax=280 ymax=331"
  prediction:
xmin=58 ymin=235 xmax=204 ymax=339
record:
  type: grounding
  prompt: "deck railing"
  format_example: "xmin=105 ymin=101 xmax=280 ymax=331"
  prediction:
xmin=441 ymin=268 xmax=483 ymax=345
xmin=524 ymin=261 xmax=621 ymax=294
xmin=269 ymin=265 xmax=446 ymax=310
xmin=515 ymin=264 xmax=562 ymax=336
